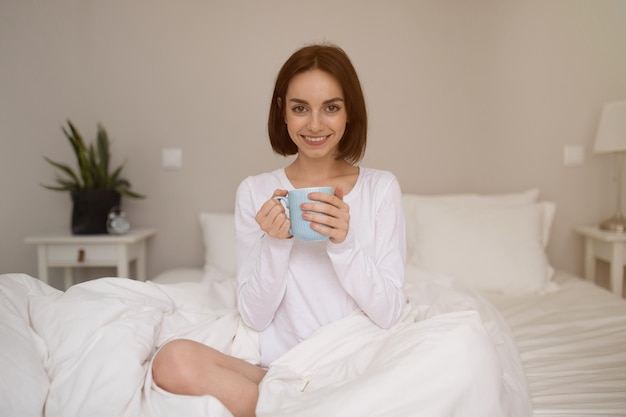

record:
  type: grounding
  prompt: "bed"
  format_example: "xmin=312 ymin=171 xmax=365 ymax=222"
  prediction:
xmin=1 ymin=190 xmax=625 ymax=417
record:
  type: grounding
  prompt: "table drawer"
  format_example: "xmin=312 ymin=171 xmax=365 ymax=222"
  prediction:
xmin=46 ymin=244 xmax=119 ymax=264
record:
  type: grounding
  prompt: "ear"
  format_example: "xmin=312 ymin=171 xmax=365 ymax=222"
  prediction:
xmin=277 ymin=97 xmax=286 ymax=123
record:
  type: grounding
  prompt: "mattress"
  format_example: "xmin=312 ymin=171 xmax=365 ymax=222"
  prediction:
xmin=482 ymin=271 xmax=626 ymax=416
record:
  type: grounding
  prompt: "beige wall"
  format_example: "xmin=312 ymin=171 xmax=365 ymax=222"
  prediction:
xmin=2 ymin=0 xmax=625 ymax=288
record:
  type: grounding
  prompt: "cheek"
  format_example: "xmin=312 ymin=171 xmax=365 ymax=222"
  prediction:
xmin=285 ymin=121 xmax=301 ymax=142
xmin=335 ymin=119 xmax=348 ymax=137
xmin=285 ymin=115 xmax=305 ymax=132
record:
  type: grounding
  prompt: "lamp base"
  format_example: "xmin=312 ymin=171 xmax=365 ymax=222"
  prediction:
xmin=599 ymin=212 xmax=626 ymax=233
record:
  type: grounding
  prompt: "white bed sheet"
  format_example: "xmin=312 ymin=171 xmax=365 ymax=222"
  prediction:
xmin=482 ymin=271 xmax=626 ymax=416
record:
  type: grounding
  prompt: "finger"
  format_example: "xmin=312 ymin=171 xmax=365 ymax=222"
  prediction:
xmin=303 ymin=197 xmax=347 ymax=215
xmin=272 ymin=189 xmax=288 ymax=198
xmin=256 ymin=191 xmax=289 ymax=233
xmin=334 ymin=186 xmax=344 ymax=201
xmin=309 ymin=217 xmax=347 ymax=244
xmin=269 ymin=205 xmax=288 ymax=225
xmin=257 ymin=198 xmax=281 ymax=220
xmin=305 ymin=210 xmax=343 ymax=229
xmin=305 ymin=193 xmax=344 ymax=212
xmin=306 ymin=191 xmax=334 ymax=204
xmin=277 ymin=215 xmax=292 ymax=237
xmin=260 ymin=190 xmax=288 ymax=217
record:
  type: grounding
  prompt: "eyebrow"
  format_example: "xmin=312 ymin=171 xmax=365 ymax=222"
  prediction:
xmin=288 ymin=97 xmax=344 ymax=105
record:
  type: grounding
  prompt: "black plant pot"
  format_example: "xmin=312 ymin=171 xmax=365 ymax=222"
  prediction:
xmin=71 ymin=190 xmax=121 ymax=235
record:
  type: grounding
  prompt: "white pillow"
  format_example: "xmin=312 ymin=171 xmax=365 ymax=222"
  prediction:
xmin=199 ymin=212 xmax=237 ymax=277
xmin=403 ymin=190 xmax=556 ymax=294
xmin=538 ymin=201 xmax=556 ymax=248
xmin=403 ymin=189 xmax=541 ymax=267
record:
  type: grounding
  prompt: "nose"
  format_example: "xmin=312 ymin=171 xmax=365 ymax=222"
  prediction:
xmin=307 ymin=111 xmax=323 ymax=132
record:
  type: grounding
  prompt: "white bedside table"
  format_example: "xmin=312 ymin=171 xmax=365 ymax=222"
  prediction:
xmin=575 ymin=226 xmax=626 ymax=297
xmin=25 ymin=228 xmax=156 ymax=289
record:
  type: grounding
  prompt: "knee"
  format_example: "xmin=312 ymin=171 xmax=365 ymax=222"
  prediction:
xmin=151 ymin=339 xmax=195 ymax=392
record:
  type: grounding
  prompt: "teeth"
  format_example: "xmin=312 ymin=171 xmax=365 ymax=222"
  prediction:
xmin=305 ymin=136 xmax=326 ymax=142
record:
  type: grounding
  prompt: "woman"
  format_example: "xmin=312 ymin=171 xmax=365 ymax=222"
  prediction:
xmin=152 ymin=43 xmax=406 ymax=417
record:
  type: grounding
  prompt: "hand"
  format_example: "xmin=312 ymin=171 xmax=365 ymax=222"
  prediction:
xmin=301 ymin=186 xmax=350 ymax=244
xmin=255 ymin=189 xmax=292 ymax=239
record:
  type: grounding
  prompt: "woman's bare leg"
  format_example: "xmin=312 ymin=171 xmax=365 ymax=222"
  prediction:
xmin=152 ymin=339 xmax=266 ymax=417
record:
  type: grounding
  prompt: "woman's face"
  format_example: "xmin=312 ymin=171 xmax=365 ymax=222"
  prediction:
xmin=283 ymin=69 xmax=347 ymax=161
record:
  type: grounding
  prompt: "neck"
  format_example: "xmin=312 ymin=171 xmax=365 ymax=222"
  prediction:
xmin=286 ymin=156 xmax=355 ymax=187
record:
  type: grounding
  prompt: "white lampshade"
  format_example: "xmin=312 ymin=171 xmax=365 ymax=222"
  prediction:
xmin=594 ymin=100 xmax=626 ymax=153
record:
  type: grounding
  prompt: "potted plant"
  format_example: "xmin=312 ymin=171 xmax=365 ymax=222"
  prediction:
xmin=42 ymin=120 xmax=145 ymax=234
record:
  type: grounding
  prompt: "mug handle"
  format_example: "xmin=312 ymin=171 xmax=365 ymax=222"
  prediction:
xmin=274 ymin=195 xmax=288 ymax=208
xmin=273 ymin=196 xmax=292 ymax=235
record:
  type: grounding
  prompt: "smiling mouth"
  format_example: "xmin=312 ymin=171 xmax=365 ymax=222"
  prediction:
xmin=303 ymin=135 xmax=329 ymax=144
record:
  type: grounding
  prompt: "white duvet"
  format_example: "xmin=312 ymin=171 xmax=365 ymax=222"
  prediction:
xmin=0 ymin=267 xmax=532 ymax=417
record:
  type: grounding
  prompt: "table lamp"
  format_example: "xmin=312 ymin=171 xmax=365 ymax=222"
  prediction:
xmin=594 ymin=100 xmax=626 ymax=232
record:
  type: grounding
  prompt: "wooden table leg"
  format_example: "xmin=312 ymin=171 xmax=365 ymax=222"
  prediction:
xmin=117 ymin=244 xmax=130 ymax=278
xmin=36 ymin=245 xmax=49 ymax=284
xmin=583 ymin=237 xmax=596 ymax=282
xmin=63 ymin=267 xmax=74 ymax=290
xmin=136 ymin=241 xmax=147 ymax=281
xmin=610 ymin=241 xmax=624 ymax=297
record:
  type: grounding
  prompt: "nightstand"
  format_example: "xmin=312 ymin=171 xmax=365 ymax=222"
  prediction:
xmin=25 ymin=228 xmax=156 ymax=289
xmin=574 ymin=226 xmax=626 ymax=297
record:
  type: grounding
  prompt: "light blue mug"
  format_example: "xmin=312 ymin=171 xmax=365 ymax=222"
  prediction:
xmin=275 ymin=186 xmax=334 ymax=242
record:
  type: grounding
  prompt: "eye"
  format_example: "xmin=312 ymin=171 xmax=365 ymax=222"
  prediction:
xmin=291 ymin=105 xmax=307 ymax=114
xmin=326 ymin=104 xmax=341 ymax=113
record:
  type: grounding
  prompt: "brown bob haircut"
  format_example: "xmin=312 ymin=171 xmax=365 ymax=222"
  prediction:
xmin=268 ymin=44 xmax=367 ymax=164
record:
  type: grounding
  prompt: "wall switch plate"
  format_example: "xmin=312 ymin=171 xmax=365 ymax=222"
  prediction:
xmin=563 ymin=145 xmax=584 ymax=167
xmin=162 ymin=148 xmax=182 ymax=169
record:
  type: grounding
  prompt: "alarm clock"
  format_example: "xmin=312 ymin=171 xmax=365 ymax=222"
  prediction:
xmin=107 ymin=207 xmax=130 ymax=235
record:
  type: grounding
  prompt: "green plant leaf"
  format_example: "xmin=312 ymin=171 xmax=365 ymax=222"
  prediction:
xmin=42 ymin=184 xmax=72 ymax=192
xmin=43 ymin=120 xmax=145 ymax=199
xmin=42 ymin=177 xmax=80 ymax=192
xmin=109 ymin=164 xmax=123 ymax=185
xmin=54 ymin=177 xmax=81 ymax=191
xmin=87 ymin=143 xmax=105 ymax=188
xmin=97 ymin=124 xmax=110 ymax=188
xmin=119 ymin=189 xmax=146 ymax=199
xmin=65 ymin=120 xmax=94 ymax=188
xmin=62 ymin=121 xmax=84 ymax=165
xmin=43 ymin=157 xmax=82 ymax=187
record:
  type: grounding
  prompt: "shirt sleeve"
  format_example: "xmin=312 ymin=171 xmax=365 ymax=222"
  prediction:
xmin=326 ymin=176 xmax=406 ymax=329
xmin=235 ymin=178 xmax=294 ymax=331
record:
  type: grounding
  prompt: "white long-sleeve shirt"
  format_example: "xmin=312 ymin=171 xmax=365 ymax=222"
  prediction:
xmin=235 ymin=167 xmax=406 ymax=367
